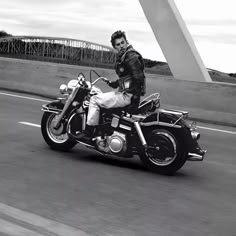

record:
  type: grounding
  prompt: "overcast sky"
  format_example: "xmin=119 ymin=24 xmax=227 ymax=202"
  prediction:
xmin=1 ymin=0 xmax=236 ymax=73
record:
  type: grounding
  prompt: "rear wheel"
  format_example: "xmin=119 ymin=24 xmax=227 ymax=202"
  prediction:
xmin=41 ymin=112 xmax=76 ymax=151
xmin=139 ymin=129 xmax=187 ymax=175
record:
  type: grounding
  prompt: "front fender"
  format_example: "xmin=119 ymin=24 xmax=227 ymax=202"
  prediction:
xmin=41 ymin=100 xmax=64 ymax=114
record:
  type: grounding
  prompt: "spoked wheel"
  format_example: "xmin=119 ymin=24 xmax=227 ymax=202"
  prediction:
xmin=41 ymin=112 xmax=76 ymax=151
xmin=140 ymin=129 xmax=187 ymax=175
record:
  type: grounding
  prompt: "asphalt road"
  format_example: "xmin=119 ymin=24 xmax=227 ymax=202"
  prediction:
xmin=0 ymin=90 xmax=236 ymax=236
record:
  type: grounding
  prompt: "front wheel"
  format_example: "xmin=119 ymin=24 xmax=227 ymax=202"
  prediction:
xmin=41 ymin=112 xmax=76 ymax=151
xmin=139 ymin=129 xmax=187 ymax=175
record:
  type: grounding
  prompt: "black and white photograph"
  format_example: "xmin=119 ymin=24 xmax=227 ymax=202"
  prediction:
xmin=0 ymin=0 xmax=235 ymax=235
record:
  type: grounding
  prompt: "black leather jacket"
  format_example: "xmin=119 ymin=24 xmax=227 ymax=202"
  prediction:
xmin=109 ymin=45 xmax=146 ymax=98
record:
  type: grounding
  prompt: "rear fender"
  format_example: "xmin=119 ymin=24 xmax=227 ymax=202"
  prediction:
xmin=141 ymin=112 xmax=195 ymax=152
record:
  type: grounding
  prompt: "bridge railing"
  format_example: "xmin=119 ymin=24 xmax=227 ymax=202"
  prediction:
xmin=0 ymin=36 xmax=117 ymax=67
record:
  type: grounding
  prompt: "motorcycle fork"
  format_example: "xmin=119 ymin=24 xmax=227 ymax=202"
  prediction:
xmin=54 ymin=88 xmax=79 ymax=129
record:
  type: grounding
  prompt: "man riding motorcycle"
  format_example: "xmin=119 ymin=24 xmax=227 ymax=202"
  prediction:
xmin=76 ymin=30 xmax=146 ymax=142
xmin=75 ymin=30 xmax=204 ymax=158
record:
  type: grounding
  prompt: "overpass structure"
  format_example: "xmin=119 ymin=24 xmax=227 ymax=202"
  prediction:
xmin=139 ymin=0 xmax=212 ymax=82
xmin=0 ymin=0 xmax=213 ymax=82
xmin=0 ymin=36 xmax=116 ymax=67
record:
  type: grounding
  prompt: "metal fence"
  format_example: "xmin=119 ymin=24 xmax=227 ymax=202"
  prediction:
xmin=0 ymin=36 xmax=117 ymax=67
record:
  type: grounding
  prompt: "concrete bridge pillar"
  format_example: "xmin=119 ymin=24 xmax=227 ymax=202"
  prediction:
xmin=139 ymin=0 xmax=212 ymax=82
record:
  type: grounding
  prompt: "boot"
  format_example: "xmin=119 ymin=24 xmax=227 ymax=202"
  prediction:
xmin=75 ymin=125 xmax=95 ymax=142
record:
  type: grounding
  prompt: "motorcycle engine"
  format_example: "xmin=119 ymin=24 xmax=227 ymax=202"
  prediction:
xmin=96 ymin=131 xmax=127 ymax=156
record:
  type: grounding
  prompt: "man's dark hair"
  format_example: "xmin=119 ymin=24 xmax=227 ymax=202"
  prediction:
xmin=110 ymin=30 xmax=128 ymax=48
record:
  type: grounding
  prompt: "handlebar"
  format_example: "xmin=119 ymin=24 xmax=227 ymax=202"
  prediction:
xmin=76 ymin=70 xmax=110 ymax=88
xmin=91 ymin=76 xmax=109 ymax=85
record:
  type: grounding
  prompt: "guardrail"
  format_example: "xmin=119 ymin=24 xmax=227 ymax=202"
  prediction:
xmin=0 ymin=56 xmax=235 ymax=127
xmin=0 ymin=36 xmax=116 ymax=66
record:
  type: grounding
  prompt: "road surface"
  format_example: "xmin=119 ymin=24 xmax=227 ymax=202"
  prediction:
xmin=0 ymin=90 xmax=235 ymax=236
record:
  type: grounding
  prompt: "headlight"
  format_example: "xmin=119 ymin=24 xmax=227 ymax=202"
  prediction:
xmin=60 ymin=80 xmax=79 ymax=94
xmin=67 ymin=79 xmax=79 ymax=91
xmin=59 ymin=84 xmax=68 ymax=94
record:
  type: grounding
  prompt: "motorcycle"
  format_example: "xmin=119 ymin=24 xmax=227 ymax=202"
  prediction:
xmin=41 ymin=70 xmax=206 ymax=175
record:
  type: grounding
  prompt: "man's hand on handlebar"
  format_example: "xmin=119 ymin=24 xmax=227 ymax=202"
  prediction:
xmin=101 ymin=77 xmax=118 ymax=89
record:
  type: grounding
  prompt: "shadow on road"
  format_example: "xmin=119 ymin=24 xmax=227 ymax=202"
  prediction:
xmin=48 ymin=145 xmax=200 ymax=178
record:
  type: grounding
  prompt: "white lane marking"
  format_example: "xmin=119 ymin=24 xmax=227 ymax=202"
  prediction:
xmin=0 ymin=219 xmax=45 ymax=236
xmin=0 ymin=92 xmax=51 ymax=103
xmin=19 ymin=121 xmax=236 ymax=134
xmin=197 ymin=125 xmax=236 ymax=135
xmin=2 ymin=91 xmax=235 ymax=135
xmin=0 ymin=202 xmax=90 ymax=236
xmin=19 ymin=122 xmax=41 ymax=128
xmin=19 ymin=121 xmax=236 ymax=135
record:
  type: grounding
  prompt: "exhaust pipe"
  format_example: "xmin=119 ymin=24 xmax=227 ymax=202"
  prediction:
xmin=187 ymin=150 xmax=207 ymax=161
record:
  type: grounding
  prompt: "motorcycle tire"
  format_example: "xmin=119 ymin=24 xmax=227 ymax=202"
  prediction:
xmin=41 ymin=112 xmax=77 ymax=151
xmin=139 ymin=129 xmax=187 ymax=175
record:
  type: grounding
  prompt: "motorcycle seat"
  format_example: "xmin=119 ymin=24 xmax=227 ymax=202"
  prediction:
xmin=101 ymin=103 xmax=140 ymax=116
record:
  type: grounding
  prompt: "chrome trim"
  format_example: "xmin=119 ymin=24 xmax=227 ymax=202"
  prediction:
xmin=139 ymin=108 xmax=187 ymax=128
xmin=187 ymin=149 xmax=207 ymax=161
xmin=139 ymin=93 xmax=160 ymax=109
xmin=122 ymin=116 xmax=135 ymax=122
xmin=82 ymin=113 xmax=86 ymax=131
xmin=187 ymin=153 xmax=204 ymax=161
xmin=140 ymin=121 xmax=182 ymax=128
xmin=134 ymin=121 xmax=147 ymax=146
xmin=59 ymin=84 xmax=68 ymax=94
xmin=119 ymin=124 xmax=132 ymax=131
xmin=67 ymin=80 xmax=79 ymax=91
xmin=45 ymin=113 xmax=69 ymax=144
xmin=146 ymin=130 xmax=177 ymax=166
xmin=191 ymin=131 xmax=200 ymax=140
xmin=91 ymin=76 xmax=107 ymax=85
xmin=159 ymin=108 xmax=189 ymax=116
xmin=130 ymin=114 xmax=146 ymax=120
xmin=57 ymin=96 xmax=68 ymax=101
xmin=77 ymin=141 xmax=95 ymax=148
xmin=109 ymin=131 xmax=126 ymax=153
xmin=53 ymin=86 xmax=79 ymax=128
xmin=111 ymin=117 xmax=119 ymax=128
xmin=190 ymin=121 xmax=197 ymax=131
xmin=158 ymin=108 xmax=188 ymax=126
xmin=41 ymin=104 xmax=62 ymax=114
